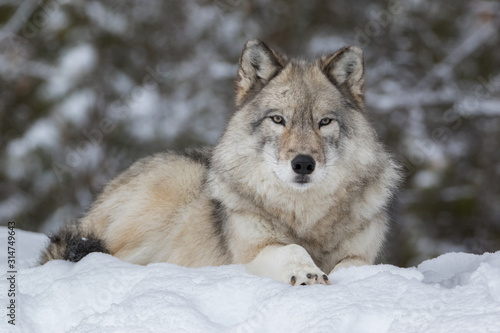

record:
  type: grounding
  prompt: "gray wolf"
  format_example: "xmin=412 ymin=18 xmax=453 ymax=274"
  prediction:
xmin=41 ymin=39 xmax=401 ymax=286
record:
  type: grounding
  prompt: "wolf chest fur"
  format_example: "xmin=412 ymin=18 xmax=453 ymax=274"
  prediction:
xmin=41 ymin=39 xmax=401 ymax=286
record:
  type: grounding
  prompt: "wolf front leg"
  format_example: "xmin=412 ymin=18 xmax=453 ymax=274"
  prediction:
xmin=226 ymin=212 xmax=329 ymax=285
xmin=330 ymin=214 xmax=388 ymax=273
xmin=245 ymin=244 xmax=330 ymax=285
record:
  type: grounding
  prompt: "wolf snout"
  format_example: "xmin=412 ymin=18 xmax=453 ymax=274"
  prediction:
xmin=291 ymin=155 xmax=316 ymax=175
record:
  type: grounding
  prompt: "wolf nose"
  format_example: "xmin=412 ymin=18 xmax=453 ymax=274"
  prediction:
xmin=291 ymin=155 xmax=316 ymax=175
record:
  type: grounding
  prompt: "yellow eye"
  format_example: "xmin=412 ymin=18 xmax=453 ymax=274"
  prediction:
xmin=271 ymin=115 xmax=285 ymax=125
xmin=319 ymin=118 xmax=333 ymax=127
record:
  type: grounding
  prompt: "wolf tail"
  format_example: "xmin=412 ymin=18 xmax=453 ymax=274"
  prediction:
xmin=39 ymin=223 xmax=109 ymax=264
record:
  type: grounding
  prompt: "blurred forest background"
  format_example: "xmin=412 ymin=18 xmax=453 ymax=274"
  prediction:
xmin=1 ymin=0 xmax=499 ymax=267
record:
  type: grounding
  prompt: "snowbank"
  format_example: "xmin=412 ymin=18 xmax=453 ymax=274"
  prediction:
xmin=1 ymin=227 xmax=499 ymax=332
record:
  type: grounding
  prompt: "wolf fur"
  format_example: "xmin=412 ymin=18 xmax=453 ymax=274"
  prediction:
xmin=41 ymin=40 xmax=401 ymax=286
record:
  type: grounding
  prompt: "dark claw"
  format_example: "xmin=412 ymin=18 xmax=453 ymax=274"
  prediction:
xmin=306 ymin=273 xmax=312 ymax=279
xmin=314 ymin=274 xmax=318 ymax=281
xmin=300 ymin=283 xmax=306 ymax=286
xmin=290 ymin=276 xmax=296 ymax=285
xmin=323 ymin=274 xmax=329 ymax=281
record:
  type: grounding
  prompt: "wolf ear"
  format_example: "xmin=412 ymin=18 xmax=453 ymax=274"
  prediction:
xmin=236 ymin=39 xmax=285 ymax=107
xmin=322 ymin=46 xmax=365 ymax=107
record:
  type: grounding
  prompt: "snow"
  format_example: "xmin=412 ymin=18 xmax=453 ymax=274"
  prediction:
xmin=127 ymin=88 xmax=162 ymax=141
xmin=308 ymin=35 xmax=347 ymax=54
xmin=85 ymin=2 xmax=128 ymax=34
xmin=6 ymin=118 xmax=60 ymax=161
xmin=412 ymin=170 xmax=440 ymax=188
xmin=1 ymin=227 xmax=500 ymax=332
xmin=56 ymin=89 xmax=96 ymax=127
xmin=44 ymin=44 xmax=97 ymax=98
xmin=4 ymin=118 xmax=61 ymax=181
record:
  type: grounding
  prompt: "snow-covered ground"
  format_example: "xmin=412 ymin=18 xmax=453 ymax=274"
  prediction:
xmin=1 ymin=227 xmax=499 ymax=333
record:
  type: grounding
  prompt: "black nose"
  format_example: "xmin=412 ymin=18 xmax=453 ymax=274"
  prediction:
xmin=291 ymin=155 xmax=316 ymax=175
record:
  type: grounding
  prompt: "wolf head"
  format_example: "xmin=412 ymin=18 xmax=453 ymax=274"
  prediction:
xmin=211 ymin=40 xmax=396 ymax=201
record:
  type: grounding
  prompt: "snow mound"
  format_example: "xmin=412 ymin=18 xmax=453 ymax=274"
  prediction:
xmin=1 ymin=228 xmax=500 ymax=332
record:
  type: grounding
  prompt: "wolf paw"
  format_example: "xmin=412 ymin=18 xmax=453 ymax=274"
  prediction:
xmin=289 ymin=271 xmax=330 ymax=286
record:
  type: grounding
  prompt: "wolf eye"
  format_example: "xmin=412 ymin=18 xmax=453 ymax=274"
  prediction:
xmin=270 ymin=115 xmax=285 ymax=125
xmin=319 ymin=118 xmax=333 ymax=127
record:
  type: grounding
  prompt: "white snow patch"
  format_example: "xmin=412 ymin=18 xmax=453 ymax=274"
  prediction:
xmin=413 ymin=169 xmax=440 ymax=188
xmin=44 ymin=5 xmax=69 ymax=33
xmin=1 ymin=227 xmax=500 ymax=332
xmin=5 ymin=118 xmax=60 ymax=180
xmin=85 ymin=1 xmax=128 ymax=34
xmin=107 ymin=71 xmax=135 ymax=95
xmin=208 ymin=61 xmax=237 ymax=79
xmin=0 ymin=194 xmax=30 ymax=222
xmin=308 ymin=35 xmax=347 ymax=54
xmin=55 ymin=89 xmax=96 ymax=126
xmin=1 ymin=228 xmax=48 ymax=269
xmin=44 ymin=44 xmax=97 ymax=98
xmin=160 ymin=93 xmax=195 ymax=138
xmin=127 ymin=88 xmax=162 ymax=141
xmin=6 ymin=118 xmax=59 ymax=159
